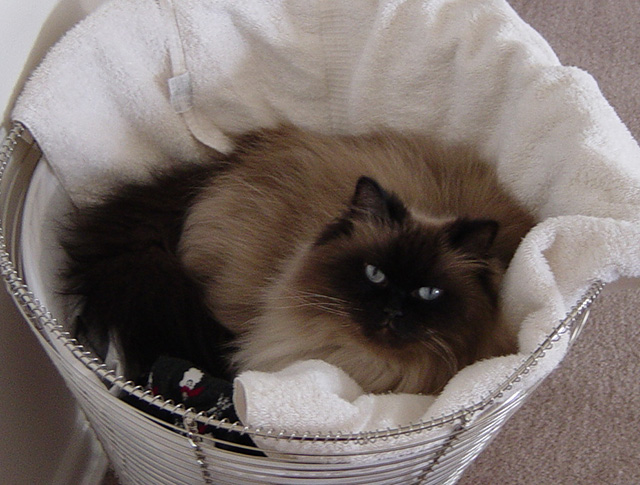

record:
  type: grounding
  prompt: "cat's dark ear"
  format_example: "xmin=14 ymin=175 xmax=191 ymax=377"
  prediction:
xmin=315 ymin=177 xmax=407 ymax=245
xmin=349 ymin=176 xmax=407 ymax=224
xmin=446 ymin=218 xmax=499 ymax=256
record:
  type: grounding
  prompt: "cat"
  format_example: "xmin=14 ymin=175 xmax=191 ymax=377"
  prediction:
xmin=62 ymin=124 xmax=534 ymax=395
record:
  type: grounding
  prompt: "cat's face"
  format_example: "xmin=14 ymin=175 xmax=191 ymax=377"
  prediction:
xmin=287 ymin=176 xmax=502 ymax=364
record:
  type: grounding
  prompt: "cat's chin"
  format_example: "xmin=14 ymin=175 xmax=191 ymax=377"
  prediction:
xmin=230 ymin=307 xmax=456 ymax=395
xmin=332 ymin=339 xmax=454 ymax=395
xmin=361 ymin=319 xmax=423 ymax=350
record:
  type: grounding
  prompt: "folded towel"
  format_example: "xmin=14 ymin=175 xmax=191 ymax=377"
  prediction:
xmin=233 ymin=358 xmax=526 ymax=458
xmin=234 ymin=359 xmax=436 ymax=434
xmin=12 ymin=0 xmax=640 ymax=458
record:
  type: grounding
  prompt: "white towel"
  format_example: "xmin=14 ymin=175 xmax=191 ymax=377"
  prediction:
xmin=12 ymin=0 xmax=640 ymax=458
xmin=234 ymin=360 xmax=439 ymax=458
xmin=233 ymin=357 xmax=525 ymax=458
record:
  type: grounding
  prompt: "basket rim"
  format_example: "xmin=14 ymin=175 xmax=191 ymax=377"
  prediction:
xmin=0 ymin=121 xmax=605 ymax=445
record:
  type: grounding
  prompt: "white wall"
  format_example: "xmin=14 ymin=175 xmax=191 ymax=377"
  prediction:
xmin=0 ymin=1 xmax=108 ymax=483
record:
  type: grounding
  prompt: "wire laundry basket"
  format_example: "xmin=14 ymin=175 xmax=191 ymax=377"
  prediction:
xmin=1 ymin=121 xmax=604 ymax=484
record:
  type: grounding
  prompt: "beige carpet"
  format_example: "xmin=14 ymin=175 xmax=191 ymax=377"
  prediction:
xmin=459 ymin=1 xmax=640 ymax=484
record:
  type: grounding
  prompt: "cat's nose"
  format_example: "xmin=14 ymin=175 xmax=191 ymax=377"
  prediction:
xmin=383 ymin=307 xmax=404 ymax=318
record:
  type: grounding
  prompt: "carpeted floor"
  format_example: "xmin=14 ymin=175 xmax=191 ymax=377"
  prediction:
xmin=459 ymin=1 xmax=640 ymax=484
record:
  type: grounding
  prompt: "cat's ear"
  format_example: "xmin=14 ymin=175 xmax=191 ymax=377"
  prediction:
xmin=446 ymin=218 xmax=499 ymax=255
xmin=349 ymin=176 xmax=407 ymax=224
xmin=315 ymin=177 xmax=407 ymax=245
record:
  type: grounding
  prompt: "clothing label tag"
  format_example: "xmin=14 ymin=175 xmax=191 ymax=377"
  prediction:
xmin=168 ymin=72 xmax=193 ymax=114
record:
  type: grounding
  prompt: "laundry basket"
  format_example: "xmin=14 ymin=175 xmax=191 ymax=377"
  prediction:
xmin=3 ymin=0 xmax=640 ymax=483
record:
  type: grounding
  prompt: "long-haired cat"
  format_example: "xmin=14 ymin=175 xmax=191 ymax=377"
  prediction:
xmin=62 ymin=125 xmax=534 ymax=395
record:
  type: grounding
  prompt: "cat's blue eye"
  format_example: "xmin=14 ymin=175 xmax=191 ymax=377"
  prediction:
xmin=365 ymin=264 xmax=387 ymax=285
xmin=415 ymin=286 xmax=443 ymax=301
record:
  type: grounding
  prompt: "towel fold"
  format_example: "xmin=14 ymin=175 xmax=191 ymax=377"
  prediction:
xmin=233 ymin=357 xmax=526 ymax=457
xmin=12 ymin=0 xmax=640 ymax=458
xmin=234 ymin=360 xmax=436 ymax=437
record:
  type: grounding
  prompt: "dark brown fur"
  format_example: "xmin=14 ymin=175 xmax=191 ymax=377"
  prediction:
xmin=61 ymin=163 xmax=235 ymax=379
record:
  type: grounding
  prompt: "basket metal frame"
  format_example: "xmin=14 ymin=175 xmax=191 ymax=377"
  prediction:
xmin=0 ymin=121 xmax=605 ymax=483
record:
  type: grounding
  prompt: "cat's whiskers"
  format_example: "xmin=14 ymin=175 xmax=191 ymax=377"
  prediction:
xmin=421 ymin=330 xmax=459 ymax=377
xmin=267 ymin=301 xmax=347 ymax=313
xmin=296 ymin=298 xmax=351 ymax=317
xmin=267 ymin=292 xmax=350 ymax=307
xmin=265 ymin=295 xmax=347 ymax=308
xmin=265 ymin=291 xmax=345 ymax=301
xmin=292 ymin=291 xmax=350 ymax=304
xmin=312 ymin=306 xmax=351 ymax=318
xmin=293 ymin=294 xmax=352 ymax=318
xmin=265 ymin=293 xmax=351 ymax=318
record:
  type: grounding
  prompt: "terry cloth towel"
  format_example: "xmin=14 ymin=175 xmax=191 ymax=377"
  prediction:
xmin=12 ymin=0 xmax=640 ymax=457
